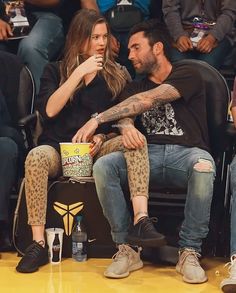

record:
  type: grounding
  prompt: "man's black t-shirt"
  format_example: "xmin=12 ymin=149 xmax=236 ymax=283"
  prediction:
xmin=119 ymin=63 xmax=210 ymax=151
xmin=37 ymin=62 xmax=116 ymax=152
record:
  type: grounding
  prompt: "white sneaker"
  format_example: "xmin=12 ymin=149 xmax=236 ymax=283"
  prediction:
xmin=176 ymin=248 xmax=207 ymax=283
xmin=104 ymin=244 xmax=143 ymax=278
xmin=221 ymin=256 xmax=236 ymax=292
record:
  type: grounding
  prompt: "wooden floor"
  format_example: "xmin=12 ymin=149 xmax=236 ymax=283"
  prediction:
xmin=0 ymin=252 xmax=230 ymax=292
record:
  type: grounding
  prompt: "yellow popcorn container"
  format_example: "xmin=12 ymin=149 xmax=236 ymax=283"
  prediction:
xmin=59 ymin=143 xmax=93 ymax=177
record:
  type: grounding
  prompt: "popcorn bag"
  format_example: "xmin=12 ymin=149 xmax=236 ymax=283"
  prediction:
xmin=60 ymin=143 xmax=93 ymax=177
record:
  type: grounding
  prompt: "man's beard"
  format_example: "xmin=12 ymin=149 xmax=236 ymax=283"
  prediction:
xmin=135 ymin=53 xmax=159 ymax=74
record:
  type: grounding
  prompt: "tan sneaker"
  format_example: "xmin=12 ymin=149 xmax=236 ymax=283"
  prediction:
xmin=104 ymin=244 xmax=143 ymax=278
xmin=220 ymin=256 xmax=236 ymax=292
xmin=176 ymin=248 xmax=207 ymax=283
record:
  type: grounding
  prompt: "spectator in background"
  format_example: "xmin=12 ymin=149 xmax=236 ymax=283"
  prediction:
xmin=221 ymin=77 xmax=236 ymax=292
xmin=0 ymin=0 xmax=65 ymax=94
xmin=94 ymin=0 xmax=152 ymax=77
xmin=162 ymin=0 xmax=236 ymax=69
xmin=0 ymin=52 xmax=26 ymax=254
xmin=60 ymin=0 xmax=99 ymax=33
xmin=0 ymin=0 xmax=99 ymax=95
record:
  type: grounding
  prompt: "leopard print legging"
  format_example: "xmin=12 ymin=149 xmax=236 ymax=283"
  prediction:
xmin=25 ymin=135 xmax=149 ymax=225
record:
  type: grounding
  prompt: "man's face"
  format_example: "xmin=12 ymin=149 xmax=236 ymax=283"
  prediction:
xmin=128 ymin=32 xmax=158 ymax=74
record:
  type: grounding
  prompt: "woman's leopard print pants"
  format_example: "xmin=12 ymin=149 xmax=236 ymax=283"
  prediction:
xmin=25 ymin=135 xmax=149 ymax=225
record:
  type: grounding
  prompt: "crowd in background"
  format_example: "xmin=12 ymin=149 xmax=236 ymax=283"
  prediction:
xmin=0 ymin=1 xmax=236 ymax=292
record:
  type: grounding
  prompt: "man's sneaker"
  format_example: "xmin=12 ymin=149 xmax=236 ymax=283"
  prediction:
xmin=176 ymin=248 xmax=207 ymax=283
xmin=126 ymin=217 xmax=166 ymax=247
xmin=104 ymin=244 xmax=143 ymax=278
xmin=16 ymin=241 xmax=49 ymax=273
xmin=220 ymin=256 xmax=236 ymax=292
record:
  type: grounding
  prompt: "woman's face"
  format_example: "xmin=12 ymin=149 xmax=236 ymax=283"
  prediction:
xmin=84 ymin=22 xmax=108 ymax=57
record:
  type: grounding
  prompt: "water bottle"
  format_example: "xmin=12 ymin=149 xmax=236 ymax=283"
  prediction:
xmin=72 ymin=215 xmax=87 ymax=262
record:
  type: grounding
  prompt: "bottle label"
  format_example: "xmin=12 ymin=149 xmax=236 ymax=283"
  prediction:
xmin=72 ymin=241 xmax=87 ymax=255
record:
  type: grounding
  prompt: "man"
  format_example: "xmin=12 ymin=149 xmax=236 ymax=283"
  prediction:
xmin=73 ymin=20 xmax=215 ymax=283
xmin=0 ymin=0 xmax=66 ymax=94
xmin=221 ymin=77 xmax=236 ymax=292
xmin=162 ymin=0 xmax=236 ymax=70
xmin=0 ymin=52 xmax=26 ymax=254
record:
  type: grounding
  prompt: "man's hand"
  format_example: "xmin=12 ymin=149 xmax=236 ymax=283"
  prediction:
xmin=122 ymin=124 xmax=145 ymax=149
xmin=0 ymin=19 xmax=13 ymax=40
xmin=197 ymin=34 xmax=217 ymax=53
xmin=72 ymin=118 xmax=99 ymax=143
xmin=176 ymin=36 xmax=193 ymax=52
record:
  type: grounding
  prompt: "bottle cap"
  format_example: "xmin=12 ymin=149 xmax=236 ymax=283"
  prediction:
xmin=76 ymin=215 xmax=82 ymax=222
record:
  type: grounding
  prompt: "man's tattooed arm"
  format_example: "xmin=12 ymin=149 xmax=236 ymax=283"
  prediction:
xmin=117 ymin=117 xmax=135 ymax=134
xmin=96 ymin=83 xmax=181 ymax=124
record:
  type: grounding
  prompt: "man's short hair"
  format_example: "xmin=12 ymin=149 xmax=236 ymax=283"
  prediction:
xmin=129 ymin=19 xmax=172 ymax=60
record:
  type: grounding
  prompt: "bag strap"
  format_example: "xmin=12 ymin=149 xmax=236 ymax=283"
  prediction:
xmin=12 ymin=178 xmax=26 ymax=256
xmin=12 ymin=178 xmax=61 ymax=256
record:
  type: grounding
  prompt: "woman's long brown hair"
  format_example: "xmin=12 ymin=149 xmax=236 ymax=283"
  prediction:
xmin=60 ymin=9 xmax=128 ymax=100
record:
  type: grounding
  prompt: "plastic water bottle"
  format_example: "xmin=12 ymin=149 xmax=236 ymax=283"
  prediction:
xmin=72 ymin=215 xmax=87 ymax=262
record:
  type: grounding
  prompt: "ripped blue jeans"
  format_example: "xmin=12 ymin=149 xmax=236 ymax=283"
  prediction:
xmin=93 ymin=144 xmax=215 ymax=251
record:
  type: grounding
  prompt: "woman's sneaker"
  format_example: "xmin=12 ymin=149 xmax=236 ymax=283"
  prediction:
xmin=16 ymin=241 xmax=49 ymax=273
xmin=220 ymin=256 xmax=236 ymax=292
xmin=126 ymin=217 xmax=166 ymax=247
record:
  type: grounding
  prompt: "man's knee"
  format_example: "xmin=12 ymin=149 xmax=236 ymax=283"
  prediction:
xmin=93 ymin=155 xmax=115 ymax=179
xmin=93 ymin=152 xmax=126 ymax=180
xmin=193 ymin=159 xmax=214 ymax=173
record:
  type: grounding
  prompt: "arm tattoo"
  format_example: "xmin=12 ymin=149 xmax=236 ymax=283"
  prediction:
xmin=117 ymin=117 xmax=134 ymax=133
xmin=97 ymin=84 xmax=181 ymax=124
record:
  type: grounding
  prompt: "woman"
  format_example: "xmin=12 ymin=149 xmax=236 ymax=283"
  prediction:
xmin=16 ymin=9 xmax=163 ymax=274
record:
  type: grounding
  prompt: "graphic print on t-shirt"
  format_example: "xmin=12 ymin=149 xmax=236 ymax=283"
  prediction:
xmin=141 ymin=103 xmax=184 ymax=136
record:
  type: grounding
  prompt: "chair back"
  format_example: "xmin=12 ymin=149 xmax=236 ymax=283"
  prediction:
xmin=176 ymin=59 xmax=230 ymax=159
xmin=17 ymin=65 xmax=35 ymax=119
xmin=0 ymin=52 xmax=35 ymax=124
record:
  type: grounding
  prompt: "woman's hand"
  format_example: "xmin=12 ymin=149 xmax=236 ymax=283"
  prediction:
xmin=89 ymin=134 xmax=105 ymax=157
xmin=77 ymin=54 xmax=103 ymax=76
xmin=72 ymin=118 xmax=99 ymax=143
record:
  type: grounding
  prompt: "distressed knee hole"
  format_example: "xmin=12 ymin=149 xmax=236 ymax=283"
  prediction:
xmin=193 ymin=159 xmax=213 ymax=172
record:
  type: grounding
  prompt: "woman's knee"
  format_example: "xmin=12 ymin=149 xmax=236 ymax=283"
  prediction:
xmin=25 ymin=146 xmax=52 ymax=169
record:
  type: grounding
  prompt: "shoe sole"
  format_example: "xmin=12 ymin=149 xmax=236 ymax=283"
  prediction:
xmin=104 ymin=261 xmax=144 ymax=279
xmin=16 ymin=258 xmax=49 ymax=273
xmin=126 ymin=236 xmax=167 ymax=248
xmin=221 ymin=284 xmax=236 ymax=293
